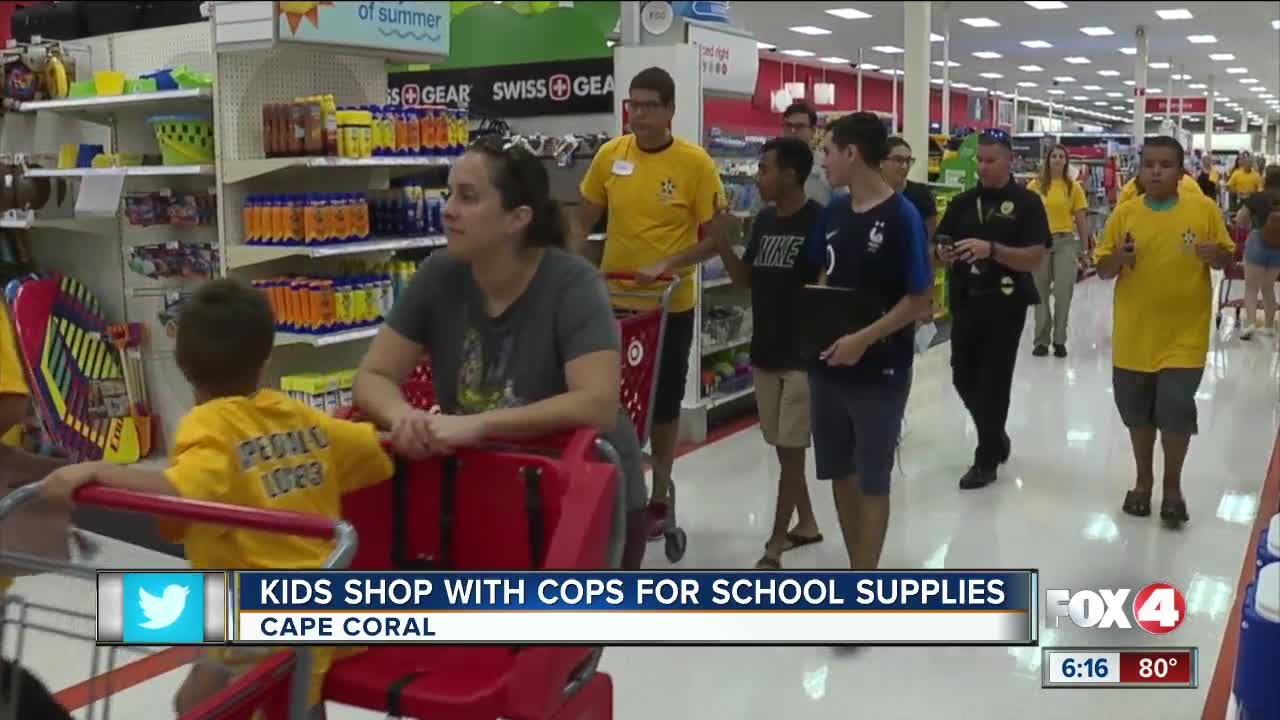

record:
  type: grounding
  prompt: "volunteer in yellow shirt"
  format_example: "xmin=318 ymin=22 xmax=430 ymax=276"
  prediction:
xmin=576 ymin=66 xmax=727 ymax=527
xmin=1026 ymin=145 xmax=1091 ymax=356
xmin=1116 ymin=171 xmax=1200 ymax=205
xmin=1094 ymin=137 xmax=1234 ymax=530
xmin=1227 ymin=155 xmax=1263 ymax=198
xmin=41 ymin=278 xmax=394 ymax=714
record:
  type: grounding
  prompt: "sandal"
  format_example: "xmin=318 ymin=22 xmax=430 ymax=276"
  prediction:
xmin=755 ymin=555 xmax=781 ymax=570
xmin=1160 ymin=497 xmax=1190 ymax=529
xmin=783 ymin=531 xmax=824 ymax=551
xmin=1122 ymin=489 xmax=1152 ymax=517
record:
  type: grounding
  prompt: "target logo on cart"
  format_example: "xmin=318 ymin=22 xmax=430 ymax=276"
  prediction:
xmin=97 ymin=571 xmax=227 ymax=645
xmin=1045 ymin=582 xmax=1187 ymax=635
xmin=627 ymin=338 xmax=645 ymax=367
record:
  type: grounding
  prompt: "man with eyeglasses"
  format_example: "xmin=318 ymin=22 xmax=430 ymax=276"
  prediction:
xmin=576 ymin=66 xmax=728 ymax=542
xmin=933 ymin=131 xmax=1050 ymax=490
xmin=781 ymin=102 xmax=832 ymax=205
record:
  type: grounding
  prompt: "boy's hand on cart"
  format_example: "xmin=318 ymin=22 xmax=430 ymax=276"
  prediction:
xmin=423 ymin=413 xmax=488 ymax=453
xmin=40 ymin=462 xmax=106 ymax=503
xmin=389 ymin=408 xmax=439 ymax=460
xmin=821 ymin=331 xmax=871 ymax=367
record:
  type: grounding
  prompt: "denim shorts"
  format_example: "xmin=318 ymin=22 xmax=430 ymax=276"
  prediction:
xmin=1245 ymin=231 xmax=1280 ymax=269
xmin=808 ymin=371 xmax=910 ymax=495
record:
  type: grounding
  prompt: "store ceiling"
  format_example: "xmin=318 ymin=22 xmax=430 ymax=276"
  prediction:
xmin=734 ymin=1 xmax=1280 ymax=128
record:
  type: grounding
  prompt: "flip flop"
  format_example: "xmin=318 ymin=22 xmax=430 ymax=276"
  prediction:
xmin=783 ymin=531 xmax=823 ymax=551
xmin=754 ymin=555 xmax=781 ymax=570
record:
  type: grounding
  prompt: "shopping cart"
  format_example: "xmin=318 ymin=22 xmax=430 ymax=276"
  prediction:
xmin=0 ymin=481 xmax=355 ymax=720
xmin=1216 ymin=222 xmax=1250 ymax=328
xmin=321 ymin=428 xmax=623 ymax=719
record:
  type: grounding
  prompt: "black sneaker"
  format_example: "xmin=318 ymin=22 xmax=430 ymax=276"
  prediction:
xmin=1053 ymin=344 xmax=1068 ymax=358
xmin=959 ymin=466 xmax=998 ymax=490
xmin=1000 ymin=433 xmax=1011 ymax=464
xmin=1032 ymin=345 xmax=1049 ymax=357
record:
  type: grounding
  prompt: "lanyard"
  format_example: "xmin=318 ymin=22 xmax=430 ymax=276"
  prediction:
xmin=975 ymin=196 xmax=999 ymax=227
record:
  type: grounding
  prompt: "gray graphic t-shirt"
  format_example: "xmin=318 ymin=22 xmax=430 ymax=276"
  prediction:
xmin=386 ymin=248 xmax=645 ymax=511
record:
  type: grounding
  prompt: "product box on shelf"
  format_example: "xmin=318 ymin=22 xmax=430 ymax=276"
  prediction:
xmin=261 ymin=95 xmax=469 ymax=159
xmin=281 ymin=370 xmax=356 ymax=415
xmin=252 ymin=259 xmax=420 ymax=337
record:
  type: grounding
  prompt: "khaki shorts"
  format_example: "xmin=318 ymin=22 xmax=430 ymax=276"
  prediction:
xmin=754 ymin=369 xmax=811 ymax=448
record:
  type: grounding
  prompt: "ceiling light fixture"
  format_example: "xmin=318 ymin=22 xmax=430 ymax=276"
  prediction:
xmin=973 ymin=51 xmax=1003 ymax=59
xmin=1064 ymin=56 xmax=1092 ymax=64
xmin=1107 ymin=91 xmax=1123 ymax=97
xmin=1097 ymin=69 xmax=1120 ymax=76
xmin=1209 ymin=53 xmax=1235 ymax=61
xmin=780 ymin=49 xmax=815 ymax=57
xmin=756 ymin=41 xmax=776 ymax=49
xmin=872 ymin=45 xmax=904 ymax=54
xmin=1226 ymin=67 xmax=1249 ymax=74
xmin=930 ymin=33 xmax=944 ymax=42
xmin=952 ymin=82 xmax=971 ymax=89
xmin=820 ymin=56 xmax=851 ymax=63
xmin=1249 ymin=86 xmax=1268 ymax=92
xmin=1119 ymin=47 xmax=1137 ymax=55
xmin=1048 ymin=89 xmax=1066 ymax=95
xmin=1022 ymin=40 xmax=1053 ymax=48
xmin=1026 ymin=1 xmax=1067 ymax=8
xmin=1083 ymin=85 xmax=1102 ymax=90
xmin=1018 ymin=81 xmax=1039 ymax=87
xmin=1186 ymin=34 xmax=1217 ymax=44
xmin=933 ymin=60 xmax=961 ymax=67
xmin=860 ymin=63 xmax=881 ymax=70
xmin=1054 ymin=76 xmax=1077 ymax=82
xmin=1149 ymin=61 xmax=1170 ymax=69
xmin=789 ymin=26 xmax=832 ymax=35
xmin=1123 ymin=79 xmax=1136 ymax=85
xmin=1080 ymin=27 xmax=1113 ymax=36
xmin=961 ymin=17 xmax=1001 ymax=28
xmin=1171 ymin=74 xmax=1191 ymax=80
xmin=1273 ymin=19 xmax=1280 ymax=29
xmin=1240 ymin=78 xmax=1259 ymax=84
xmin=825 ymin=8 xmax=873 ymax=19
xmin=970 ymin=85 xmax=988 ymax=92
xmin=1155 ymin=8 xmax=1194 ymax=20
xmin=1019 ymin=65 xmax=1044 ymax=72
xmin=1094 ymin=100 xmax=1109 ymax=106
xmin=980 ymin=72 xmax=1004 ymax=79
xmin=1072 ymin=95 xmax=1088 ymax=100
xmin=1147 ymin=87 xmax=1164 ymax=93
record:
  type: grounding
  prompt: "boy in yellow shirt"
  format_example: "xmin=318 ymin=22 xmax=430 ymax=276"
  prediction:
xmin=1095 ymin=137 xmax=1234 ymax=530
xmin=41 ymin=278 xmax=394 ymax=717
xmin=0 ymin=301 xmax=29 ymax=599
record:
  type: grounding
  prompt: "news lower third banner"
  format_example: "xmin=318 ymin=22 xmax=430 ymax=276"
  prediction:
xmin=97 ymin=570 xmax=1038 ymax=646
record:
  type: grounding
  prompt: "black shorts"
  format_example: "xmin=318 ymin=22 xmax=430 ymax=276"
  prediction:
xmin=653 ymin=310 xmax=695 ymax=425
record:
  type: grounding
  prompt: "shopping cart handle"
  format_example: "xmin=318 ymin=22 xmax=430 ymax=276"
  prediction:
xmin=604 ymin=271 xmax=678 ymax=284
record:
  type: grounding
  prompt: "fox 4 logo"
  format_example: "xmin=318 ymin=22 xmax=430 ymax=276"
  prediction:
xmin=1046 ymin=582 xmax=1187 ymax=635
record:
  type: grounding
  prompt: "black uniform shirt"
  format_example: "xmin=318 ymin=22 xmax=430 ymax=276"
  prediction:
xmin=934 ymin=177 xmax=1052 ymax=309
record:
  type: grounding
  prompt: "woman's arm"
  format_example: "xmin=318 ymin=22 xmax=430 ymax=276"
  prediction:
xmin=353 ymin=325 xmax=428 ymax=429
xmin=1073 ymin=209 xmax=1090 ymax=247
xmin=476 ymin=349 xmax=621 ymax=437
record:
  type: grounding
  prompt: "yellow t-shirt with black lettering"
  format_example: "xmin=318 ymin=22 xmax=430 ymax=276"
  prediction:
xmin=580 ymin=134 xmax=725 ymax=312
xmin=162 ymin=389 xmax=393 ymax=705
xmin=1095 ymin=194 xmax=1235 ymax=372
xmin=1116 ymin=174 xmax=1201 ymax=205
xmin=1228 ymin=168 xmax=1263 ymax=196
xmin=1026 ymin=178 xmax=1088 ymax=234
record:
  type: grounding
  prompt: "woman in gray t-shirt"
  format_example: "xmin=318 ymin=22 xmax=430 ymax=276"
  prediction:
xmin=353 ymin=138 xmax=647 ymax=569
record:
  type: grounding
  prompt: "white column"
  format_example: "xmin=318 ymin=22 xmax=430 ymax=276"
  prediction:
xmin=1012 ymin=90 xmax=1020 ymax=133
xmin=941 ymin=4 xmax=951 ymax=133
xmin=904 ymin=0 xmax=931 ymax=182
xmin=1240 ymin=114 xmax=1248 ymax=132
xmin=1176 ymin=63 xmax=1185 ymax=133
xmin=1205 ymin=73 xmax=1215 ymax=153
xmin=857 ymin=49 xmax=864 ymax=111
xmin=1133 ymin=25 xmax=1148 ymax=146
xmin=891 ymin=55 xmax=899 ymax=133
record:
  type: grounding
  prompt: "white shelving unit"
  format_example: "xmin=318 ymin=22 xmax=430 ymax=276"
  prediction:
xmin=225 ymin=235 xmax=446 ymax=269
xmin=25 ymin=164 xmax=215 ymax=178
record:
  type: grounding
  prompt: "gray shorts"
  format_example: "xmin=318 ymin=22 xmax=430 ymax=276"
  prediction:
xmin=1112 ymin=367 xmax=1204 ymax=435
xmin=808 ymin=372 xmax=910 ymax=495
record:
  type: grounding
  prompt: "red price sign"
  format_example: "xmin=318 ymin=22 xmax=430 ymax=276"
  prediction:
xmin=1118 ymin=650 xmax=1196 ymax=686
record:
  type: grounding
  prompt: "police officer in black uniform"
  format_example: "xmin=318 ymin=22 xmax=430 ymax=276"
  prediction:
xmin=934 ymin=131 xmax=1052 ymax=490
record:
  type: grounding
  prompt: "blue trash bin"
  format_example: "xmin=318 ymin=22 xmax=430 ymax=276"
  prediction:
xmin=1233 ymin=561 xmax=1279 ymax=719
xmin=1257 ymin=513 xmax=1280 ymax=570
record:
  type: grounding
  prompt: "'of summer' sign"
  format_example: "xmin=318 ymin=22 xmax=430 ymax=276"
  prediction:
xmin=277 ymin=1 xmax=450 ymax=58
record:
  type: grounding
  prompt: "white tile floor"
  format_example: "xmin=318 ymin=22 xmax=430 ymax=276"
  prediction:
xmin=4 ymin=277 xmax=1275 ymax=719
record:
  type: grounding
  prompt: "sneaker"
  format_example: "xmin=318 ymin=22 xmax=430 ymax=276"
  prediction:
xmin=959 ymin=466 xmax=998 ymax=490
xmin=1032 ymin=345 xmax=1049 ymax=357
xmin=1240 ymin=324 xmax=1256 ymax=340
xmin=1053 ymin=344 xmax=1067 ymax=358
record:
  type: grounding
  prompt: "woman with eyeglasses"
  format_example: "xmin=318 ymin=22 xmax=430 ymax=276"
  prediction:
xmin=1026 ymin=145 xmax=1091 ymax=358
xmin=353 ymin=138 xmax=648 ymax=569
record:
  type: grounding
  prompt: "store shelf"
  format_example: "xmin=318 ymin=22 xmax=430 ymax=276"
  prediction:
xmin=274 ymin=326 xmax=380 ymax=347
xmin=702 ymin=336 xmax=750 ymax=356
xmin=703 ymin=276 xmax=733 ymax=289
xmin=25 ymin=165 xmax=215 ymax=178
xmin=20 ymin=88 xmax=212 ymax=118
xmin=223 ymin=156 xmax=455 ymax=184
xmin=700 ymin=385 xmax=754 ymax=409
xmin=226 ymin=236 xmax=446 ymax=268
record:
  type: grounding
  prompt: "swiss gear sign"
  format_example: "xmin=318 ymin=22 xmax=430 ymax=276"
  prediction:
xmin=389 ymin=58 xmax=615 ymax=118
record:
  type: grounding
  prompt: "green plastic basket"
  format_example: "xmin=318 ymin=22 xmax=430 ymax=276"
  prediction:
xmin=148 ymin=114 xmax=214 ymax=165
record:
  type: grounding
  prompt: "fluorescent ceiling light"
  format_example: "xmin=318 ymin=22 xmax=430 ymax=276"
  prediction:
xmin=1149 ymin=62 xmax=1170 ymax=69
xmin=1123 ymin=79 xmax=1136 ymax=85
xmin=1112 ymin=104 xmax=1126 ymax=109
xmin=1019 ymin=64 xmax=1044 ymax=72
xmin=1273 ymin=20 xmax=1280 ymax=29
xmin=1126 ymin=98 xmax=1135 ymax=103
xmin=1240 ymin=78 xmax=1259 ymax=84
xmin=825 ymin=8 xmax=872 ymax=19
xmin=1209 ymin=53 xmax=1235 ymax=61
xmin=780 ymin=49 xmax=815 ymax=57
xmin=1022 ymin=40 xmax=1053 ymax=48
xmin=1064 ymin=56 xmax=1091 ymax=64
xmin=1097 ymin=69 xmax=1120 ymax=76
xmin=1094 ymin=101 xmax=1109 ymax=106
xmin=1147 ymin=87 xmax=1164 ymax=93
xmin=881 ymin=68 xmax=904 ymax=76
xmin=1249 ymin=86 xmax=1268 ymax=92
xmin=1072 ymin=95 xmax=1088 ymax=100
xmin=820 ymin=56 xmax=851 ymax=63
xmin=1048 ymin=89 xmax=1066 ymax=95
xmin=934 ymin=60 xmax=961 ymax=67
xmin=1079 ymin=27 xmax=1113 ymax=36
xmin=756 ymin=42 xmax=776 ymax=49
xmin=1106 ymin=91 xmax=1123 ymax=97
xmin=1119 ymin=47 xmax=1137 ymax=55
xmin=860 ymin=63 xmax=881 ymax=70
xmin=1026 ymin=1 xmax=1067 ymax=8
xmin=980 ymin=72 xmax=1004 ymax=79
xmin=1083 ymin=84 xmax=1102 ymax=90
xmin=931 ymin=33 xmax=944 ymax=42
xmin=790 ymin=26 xmax=831 ymax=35
xmin=973 ymin=51 xmax=1003 ymax=59
xmin=1259 ymin=94 xmax=1275 ymax=99
xmin=952 ymin=82 xmax=971 ymax=89
xmin=1018 ymin=81 xmax=1039 ymax=87
xmin=969 ymin=86 xmax=988 ymax=92
xmin=1054 ymin=76 xmax=1076 ymax=82
xmin=1156 ymin=8 xmax=1194 ymax=20
xmin=872 ymin=45 xmax=904 ymax=54
xmin=1187 ymin=34 xmax=1216 ymax=44
xmin=1226 ymin=67 xmax=1248 ymax=74
xmin=931 ymin=78 xmax=944 ymax=84
xmin=1171 ymin=74 xmax=1191 ymax=80
xmin=960 ymin=17 xmax=1001 ymax=28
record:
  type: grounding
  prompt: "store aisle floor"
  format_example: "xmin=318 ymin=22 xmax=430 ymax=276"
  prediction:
xmin=4 ymin=278 xmax=1275 ymax=719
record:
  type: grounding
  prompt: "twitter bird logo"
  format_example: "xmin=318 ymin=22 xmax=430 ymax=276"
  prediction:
xmin=138 ymin=584 xmax=189 ymax=629
xmin=122 ymin=572 xmax=206 ymax=644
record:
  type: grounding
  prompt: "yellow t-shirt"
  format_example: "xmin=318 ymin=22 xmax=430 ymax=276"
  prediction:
xmin=0 ymin=303 xmax=29 ymax=449
xmin=580 ymin=134 xmax=725 ymax=312
xmin=1026 ymin=178 xmax=1088 ymax=234
xmin=1228 ymin=168 xmax=1263 ymax=196
xmin=1095 ymin=194 xmax=1235 ymax=372
xmin=1116 ymin=174 xmax=1201 ymax=205
xmin=162 ymin=389 xmax=394 ymax=705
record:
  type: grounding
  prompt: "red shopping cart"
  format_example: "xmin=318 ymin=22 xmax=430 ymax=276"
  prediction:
xmin=1216 ymin=222 xmax=1250 ymax=328
xmin=0 ymin=481 xmax=354 ymax=720
xmin=321 ymin=428 xmax=623 ymax=719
